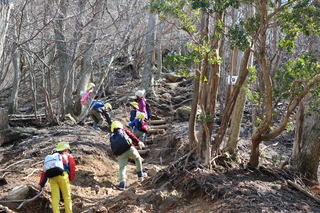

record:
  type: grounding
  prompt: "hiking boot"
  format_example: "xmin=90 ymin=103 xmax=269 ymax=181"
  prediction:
xmin=92 ymin=126 xmax=102 ymax=131
xmin=116 ymin=181 xmax=126 ymax=191
xmin=137 ymin=171 xmax=148 ymax=181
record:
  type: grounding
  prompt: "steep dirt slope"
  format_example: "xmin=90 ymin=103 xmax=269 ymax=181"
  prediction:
xmin=1 ymin=120 xmax=320 ymax=212
xmin=1 ymin=74 xmax=320 ymax=212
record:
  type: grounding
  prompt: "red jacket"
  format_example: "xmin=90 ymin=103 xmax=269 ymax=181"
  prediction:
xmin=123 ymin=128 xmax=140 ymax=146
xmin=39 ymin=151 xmax=76 ymax=187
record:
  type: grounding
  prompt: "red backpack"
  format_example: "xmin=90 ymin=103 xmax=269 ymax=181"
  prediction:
xmin=138 ymin=119 xmax=149 ymax=132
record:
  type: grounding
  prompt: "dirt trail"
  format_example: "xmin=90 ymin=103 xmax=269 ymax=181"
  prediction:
xmin=1 ymin=122 xmax=320 ymax=212
xmin=1 ymin=76 xmax=320 ymax=212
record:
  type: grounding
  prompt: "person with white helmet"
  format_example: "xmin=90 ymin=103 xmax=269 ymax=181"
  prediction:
xmin=110 ymin=121 xmax=147 ymax=191
xmin=134 ymin=89 xmax=148 ymax=119
xmin=39 ymin=142 xmax=76 ymax=213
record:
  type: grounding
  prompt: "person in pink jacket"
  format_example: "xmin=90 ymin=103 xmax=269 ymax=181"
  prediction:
xmin=134 ymin=90 xmax=148 ymax=119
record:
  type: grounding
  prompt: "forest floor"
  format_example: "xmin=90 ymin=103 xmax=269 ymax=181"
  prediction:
xmin=1 ymin=73 xmax=320 ymax=213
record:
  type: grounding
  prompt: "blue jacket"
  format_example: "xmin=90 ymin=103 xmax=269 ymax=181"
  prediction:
xmin=128 ymin=118 xmax=141 ymax=131
xmin=129 ymin=109 xmax=137 ymax=121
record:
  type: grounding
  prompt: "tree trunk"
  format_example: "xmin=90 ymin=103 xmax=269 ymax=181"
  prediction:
xmin=0 ymin=108 xmax=8 ymax=130
xmin=197 ymin=9 xmax=210 ymax=163
xmin=188 ymin=68 xmax=200 ymax=150
xmin=248 ymin=0 xmax=273 ymax=168
xmin=213 ymin=48 xmax=251 ymax=150
xmin=155 ymin=20 xmax=164 ymax=80
xmin=0 ymin=0 xmax=13 ymax=54
xmin=292 ymin=101 xmax=305 ymax=158
xmin=141 ymin=13 xmax=157 ymax=97
xmin=53 ymin=0 xmax=72 ymax=120
xmin=292 ymin=119 xmax=320 ymax=180
xmin=8 ymin=42 xmax=21 ymax=114
xmin=227 ymin=78 xmax=247 ymax=155
xmin=227 ymin=47 xmax=252 ymax=156
xmin=249 ymin=139 xmax=261 ymax=168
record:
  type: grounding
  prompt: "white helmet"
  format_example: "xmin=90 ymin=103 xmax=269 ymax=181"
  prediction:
xmin=135 ymin=90 xmax=145 ymax=97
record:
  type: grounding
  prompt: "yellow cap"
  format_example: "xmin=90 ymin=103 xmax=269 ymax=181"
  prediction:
xmin=104 ymin=103 xmax=112 ymax=110
xmin=130 ymin=102 xmax=138 ymax=109
xmin=111 ymin=121 xmax=123 ymax=132
xmin=136 ymin=112 xmax=146 ymax=119
xmin=87 ymin=83 xmax=95 ymax=90
xmin=56 ymin=141 xmax=71 ymax=151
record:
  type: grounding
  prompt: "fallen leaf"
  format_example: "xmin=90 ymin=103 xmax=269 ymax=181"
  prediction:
xmin=310 ymin=185 xmax=320 ymax=194
xmin=311 ymin=180 xmax=320 ymax=185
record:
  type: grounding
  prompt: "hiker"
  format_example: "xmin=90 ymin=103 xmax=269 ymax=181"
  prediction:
xmin=134 ymin=89 xmax=148 ymax=119
xmin=39 ymin=142 xmax=76 ymax=213
xmin=80 ymin=82 xmax=95 ymax=105
xmin=110 ymin=121 xmax=147 ymax=191
xmin=89 ymin=97 xmax=112 ymax=130
xmin=103 ymin=103 xmax=113 ymax=127
xmin=127 ymin=112 xmax=149 ymax=141
xmin=128 ymin=102 xmax=138 ymax=121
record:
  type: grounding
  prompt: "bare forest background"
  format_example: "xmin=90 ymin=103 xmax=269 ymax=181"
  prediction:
xmin=0 ymin=0 xmax=319 ymax=184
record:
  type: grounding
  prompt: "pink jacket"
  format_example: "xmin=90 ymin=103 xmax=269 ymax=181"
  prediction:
xmin=137 ymin=98 xmax=148 ymax=118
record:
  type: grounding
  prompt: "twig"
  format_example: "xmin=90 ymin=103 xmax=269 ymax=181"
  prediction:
xmin=261 ymin=142 xmax=279 ymax=152
xmin=0 ymin=184 xmax=44 ymax=210
xmin=287 ymin=180 xmax=320 ymax=204
xmin=1 ymin=172 xmax=11 ymax=178
xmin=0 ymin=159 xmax=32 ymax=171
xmin=170 ymin=148 xmax=195 ymax=165
xmin=22 ymin=169 xmax=40 ymax=180
xmin=31 ymin=161 xmax=42 ymax=167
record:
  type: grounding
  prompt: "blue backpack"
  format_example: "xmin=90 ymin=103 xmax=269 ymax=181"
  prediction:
xmin=92 ymin=100 xmax=104 ymax=110
xmin=146 ymin=102 xmax=152 ymax=119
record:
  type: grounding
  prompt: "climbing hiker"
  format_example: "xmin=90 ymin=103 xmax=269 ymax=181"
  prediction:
xmin=128 ymin=102 xmax=138 ymax=121
xmin=127 ymin=112 xmax=149 ymax=141
xmin=39 ymin=142 xmax=76 ymax=213
xmin=134 ymin=89 xmax=148 ymax=119
xmin=80 ymin=82 xmax=95 ymax=105
xmin=102 ymin=103 xmax=112 ymax=127
xmin=110 ymin=121 xmax=147 ymax=191
xmin=89 ymin=97 xmax=112 ymax=130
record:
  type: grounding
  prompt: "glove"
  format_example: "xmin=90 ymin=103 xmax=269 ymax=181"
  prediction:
xmin=138 ymin=141 xmax=145 ymax=150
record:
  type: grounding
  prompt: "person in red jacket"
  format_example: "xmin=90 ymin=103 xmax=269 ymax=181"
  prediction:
xmin=39 ymin=142 xmax=76 ymax=213
xmin=110 ymin=121 xmax=147 ymax=191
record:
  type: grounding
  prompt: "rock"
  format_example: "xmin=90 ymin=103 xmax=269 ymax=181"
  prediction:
xmin=159 ymin=195 xmax=180 ymax=211
xmin=5 ymin=184 xmax=29 ymax=200
xmin=65 ymin=114 xmax=77 ymax=124
xmin=146 ymin=166 xmax=162 ymax=176
xmin=161 ymin=73 xmax=184 ymax=82
xmin=0 ymin=127 xmax=36 ymax=146
xmin=0 ymin=177 xmax=7 ymax=186
xmin=143 ymin=183 xmax=182 ymax=211
xmin=174 ymin=107 xmax=191 ymax=121
xmin=161 ymin=93 xmax=172 ymax=100
xmin=92 ymin=205 xmax=108 ymax=212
